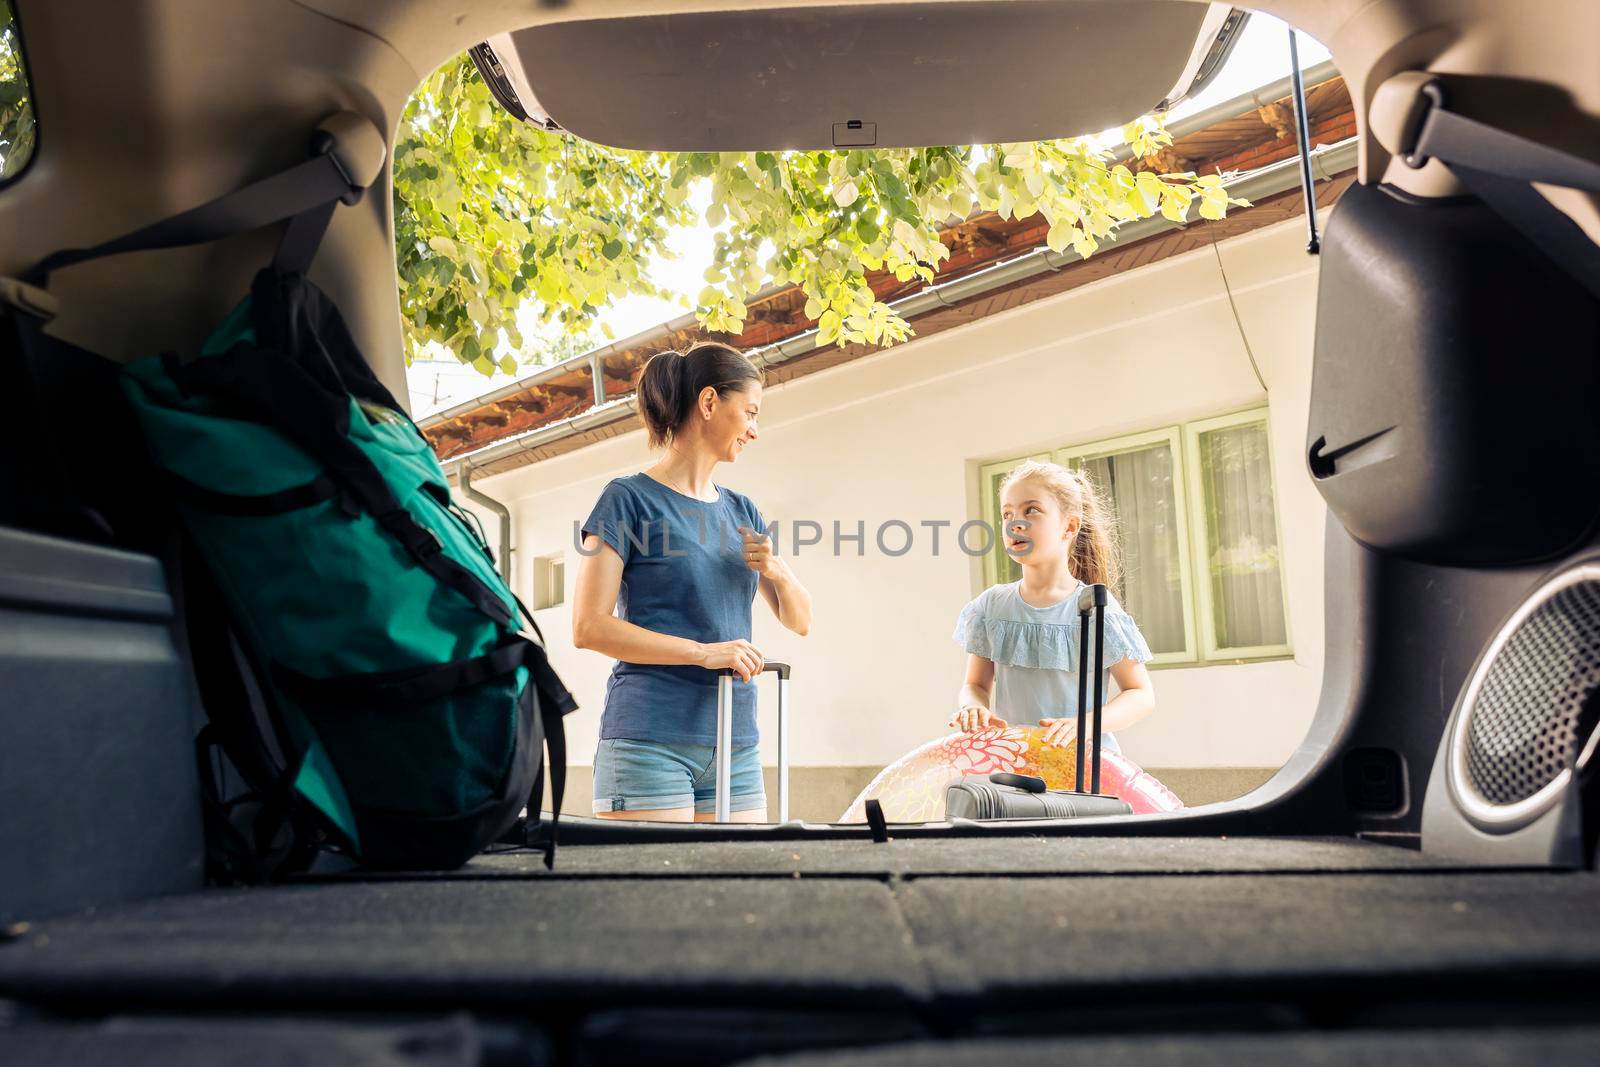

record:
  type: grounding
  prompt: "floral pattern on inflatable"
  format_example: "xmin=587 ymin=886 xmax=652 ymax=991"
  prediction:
xmin=839 ymin=725 xmax=1185 ymax=823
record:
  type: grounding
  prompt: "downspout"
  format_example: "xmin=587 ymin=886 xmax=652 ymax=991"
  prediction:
xmin=458 ymin=460 xmax=513 ymax=585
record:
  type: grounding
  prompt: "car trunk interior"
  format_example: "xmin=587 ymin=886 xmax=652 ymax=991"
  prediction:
xmin=1 ymin=1 xmax=1598 ymax=1064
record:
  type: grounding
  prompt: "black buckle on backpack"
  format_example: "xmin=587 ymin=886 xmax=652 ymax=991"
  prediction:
xmin=378 ymin=509 xmax=444 ymax=561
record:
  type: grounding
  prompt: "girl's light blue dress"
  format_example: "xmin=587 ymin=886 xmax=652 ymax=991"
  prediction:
xmin=953 ymin=580 xmax=1154 ymax=754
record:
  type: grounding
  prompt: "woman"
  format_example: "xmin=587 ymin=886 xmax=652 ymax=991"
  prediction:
xmin=573 ymin=342 xmax=812 ymax=822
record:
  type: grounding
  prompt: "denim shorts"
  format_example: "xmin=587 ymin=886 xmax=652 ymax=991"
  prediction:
xmin=592 ymin=737 xmax=767 ymax=815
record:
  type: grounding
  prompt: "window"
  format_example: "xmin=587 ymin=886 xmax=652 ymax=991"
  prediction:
xmin=532 ymin=552 xmax=565 ymax=611
xmin=1059 ymin=429 xmax=1196 ymax=663
xmin=0 ymin=0 xmax=36 ymax=184
xmin=1186 ymin=410 xmax=1291 ymax=659
xmin=975 ymin=407 xmax=1290 ymax=666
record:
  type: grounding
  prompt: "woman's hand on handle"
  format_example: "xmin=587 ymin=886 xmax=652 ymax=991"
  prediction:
xmin=575 ymin=534 xmax=750 ymax=670
xmin=698 ymin=639 xmax=764 ymax=682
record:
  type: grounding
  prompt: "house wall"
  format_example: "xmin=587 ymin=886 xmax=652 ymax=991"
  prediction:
xmin=465 ymin=215 xmax=1331 ymax=815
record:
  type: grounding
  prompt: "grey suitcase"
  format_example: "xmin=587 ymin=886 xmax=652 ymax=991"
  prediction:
xmin=945 ymin=777 xmax=1132 ymax=820
xmin=714 ymin=662 xmax=792 ymax=822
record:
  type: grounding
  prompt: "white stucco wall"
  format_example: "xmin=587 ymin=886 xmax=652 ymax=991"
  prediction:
xmin=465 ymin=214 xmax=1330 ymax=772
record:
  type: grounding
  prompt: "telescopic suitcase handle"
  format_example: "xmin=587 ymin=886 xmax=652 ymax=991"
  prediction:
xmin=1075 ymin=584 xmax=1108 ymax=797
xmin=715 ymin=663 xmax=791 ymax=823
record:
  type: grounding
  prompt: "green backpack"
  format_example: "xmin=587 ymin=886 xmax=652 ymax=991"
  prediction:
xmin=6 ymin=115 xmax=573 ymax=877
xmin=120 ymin=266 xmax=575 ymax=875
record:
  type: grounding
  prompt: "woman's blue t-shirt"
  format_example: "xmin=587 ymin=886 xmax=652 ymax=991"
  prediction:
xmin=582 ymin=473 xmax=766 ymax=746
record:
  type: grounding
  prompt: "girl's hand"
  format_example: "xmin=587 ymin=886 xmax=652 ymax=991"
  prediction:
xmin=698 ymin=639 xmax=765 ymax=682
xmin=950 ymin=704 xmax=1007 ymax=732
xmin=1039 ymin=718 xmax=1079 ymax=747
xmin=739 ymin=526 xmax=780 ymax=579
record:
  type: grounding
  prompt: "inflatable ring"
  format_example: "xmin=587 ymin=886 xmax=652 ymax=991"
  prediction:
xmin=840 ymin=725 xmax=1184 ymax=823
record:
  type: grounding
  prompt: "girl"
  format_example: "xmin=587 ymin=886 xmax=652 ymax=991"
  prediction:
xmin=573 ymin=343 xmax=813 ymax=823
xmin=950 ymin=460 xmax=1155 ymax=753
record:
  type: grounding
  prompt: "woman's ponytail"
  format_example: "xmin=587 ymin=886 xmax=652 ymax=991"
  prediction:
xmin=635 ymin=343 xmax=763 ymax=448
xmin=637 ymin=350 xmax=691 ymax=448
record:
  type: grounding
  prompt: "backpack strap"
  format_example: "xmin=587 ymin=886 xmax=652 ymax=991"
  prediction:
xmin=173 ymin=534 xmax=331 ymax=880
xmin=1401 ymin=80 xmax=1600 ymax=300
xmin=272 ymin=634 xmax=575 ymax=713
xmin=539 ymin=703 xmax=568 ymax=868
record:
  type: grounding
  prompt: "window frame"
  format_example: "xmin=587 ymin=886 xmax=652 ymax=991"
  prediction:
xmin=1054 ymin=425 xmax=1199 ymax=667
xmin=977 ymin=453 xmax=1050 ymax=589
xmin=532 ymin=551 xmax=567 ymax=611
xmin=973 ymin=405 xmax=1292 ymax=669
xmin=1183 ymin=408 xmax=1295 ymax=662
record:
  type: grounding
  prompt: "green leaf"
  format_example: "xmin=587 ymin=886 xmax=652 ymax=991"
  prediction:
xmin=1160 ymin=190 xmax=1191 ymax=223
xmin=816 ymin=309 xmax=842 ymax=346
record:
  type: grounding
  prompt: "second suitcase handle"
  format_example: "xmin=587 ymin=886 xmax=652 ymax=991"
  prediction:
xmin=716 ymin=663 xmax=791 ymax=823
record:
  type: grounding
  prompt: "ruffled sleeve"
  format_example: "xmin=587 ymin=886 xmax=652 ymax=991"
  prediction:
xmin=952 ymin=588 xmax=1154 ymax=671
xmin=952 ymin=593 xmax=990 ymax=653
xmin=1100 ymin=603 xmax=1155 ymax=667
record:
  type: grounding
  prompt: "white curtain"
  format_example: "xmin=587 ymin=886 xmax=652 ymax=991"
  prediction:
xmin=1082 ymin=445 xmax=1187 ymax=655
xmin=1198 ymin=422 xmax=1287 ymax=649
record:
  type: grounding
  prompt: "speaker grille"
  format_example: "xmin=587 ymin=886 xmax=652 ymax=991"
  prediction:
xmin=1463 ymin=577 xmax=1600 ymax=806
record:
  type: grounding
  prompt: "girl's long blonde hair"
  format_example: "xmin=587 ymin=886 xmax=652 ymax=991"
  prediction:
xmin=999 ymin=460 xmax=1121 ymax=589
